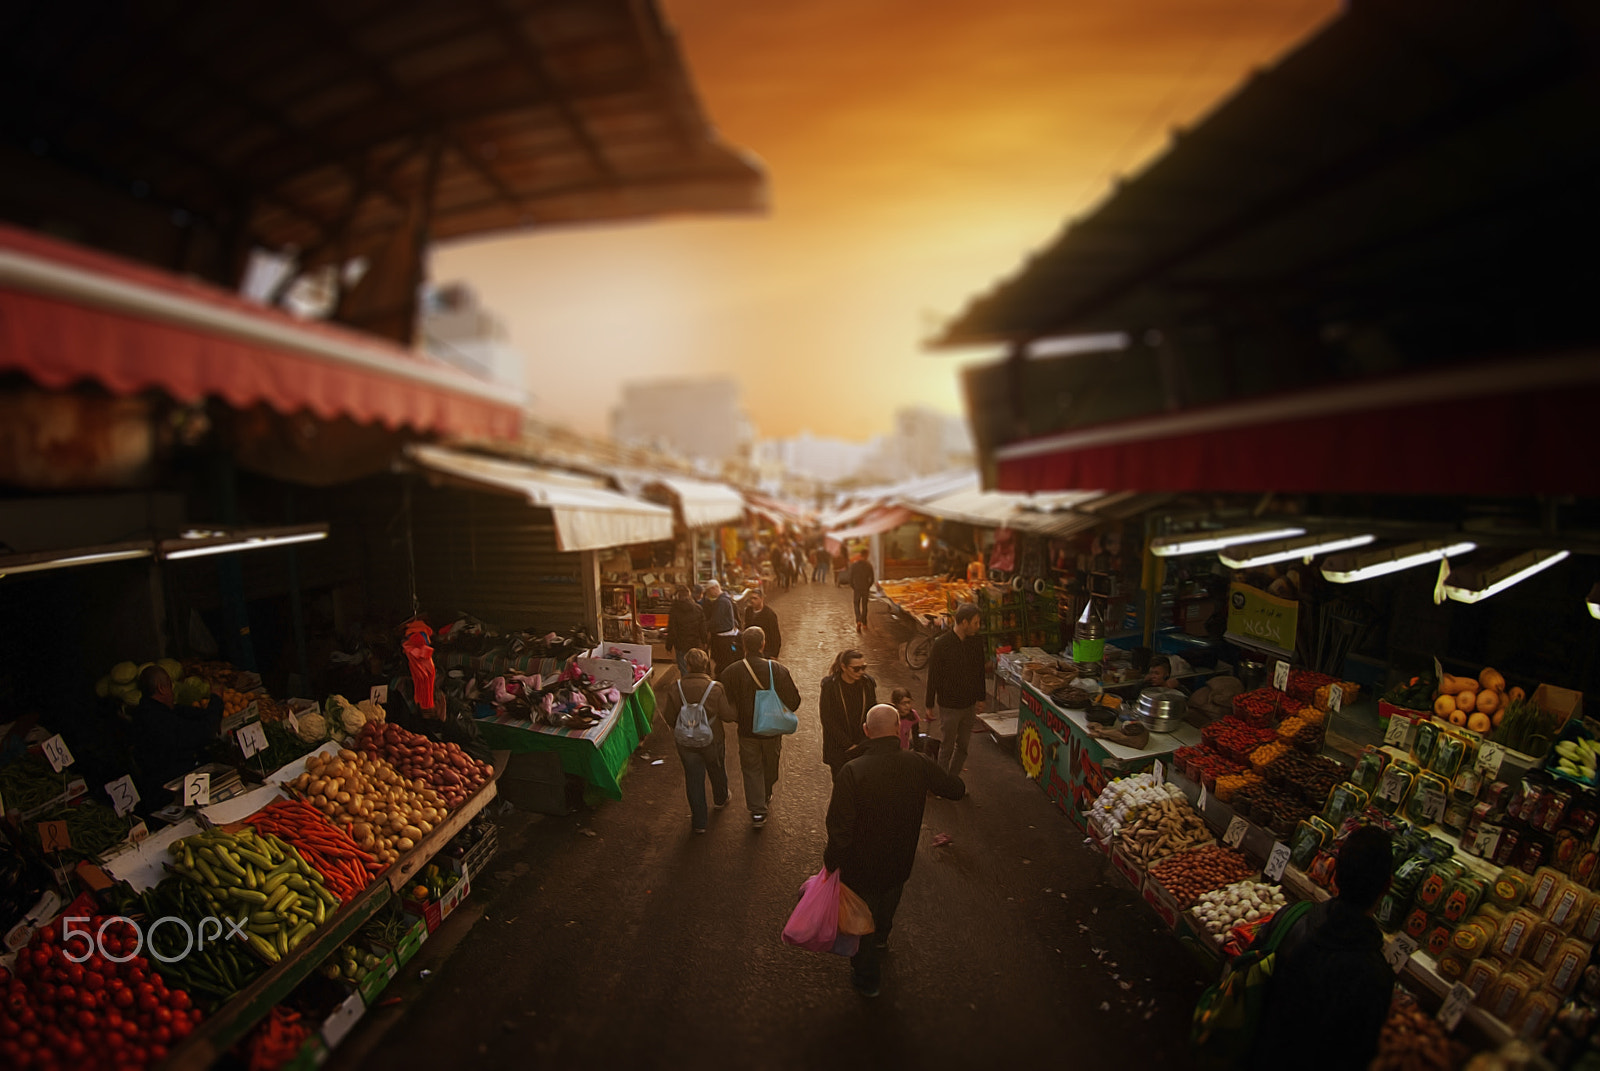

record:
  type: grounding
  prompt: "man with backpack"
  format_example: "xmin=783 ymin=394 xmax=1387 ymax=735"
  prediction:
xmin=659 ymin=648 xmax=739 ymax=834
xmin=1193 ymin=825 xmax=1394 ymax=1070
xmin=718 ymin=626 xmax=803 ymax=827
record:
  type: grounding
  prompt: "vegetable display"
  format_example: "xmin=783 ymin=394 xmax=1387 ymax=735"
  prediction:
xmin=354 ymin=723 xmax=493 ymax=810
xmin=1369 ymin=993 xmax=1462 ymax=1071
xmin=24 ymin=800 xmax=137 ymax=860
xmin=247 ymin=798 xmax=382 ymax=901
xmin=1381 ymin=675 xmax=1437 ymax=713
xmin=166 ymin=828 xmax=339 ymax=964
xmin=292 ymin=749 xmax=447 ymax=865
xmin=131 ymin=877 xmax=266 ymax=1008
xmin=1192 ymin=880 xmax=1289 ymax=938
xmin=1114 ymin=795 xmax=1214 ymax=866
xmin=1088 ymin=774 xmax=1181 ymax=835
xmin=1492 ymin=696 xmax=1560 ymax=758
xmin=1147 ymin=845 xmax=1255 ymax=906
xmin=0 ymin=757 xmax=73 ymax=817
xmin=246 ymin=1006 xmax=312 ymax=1071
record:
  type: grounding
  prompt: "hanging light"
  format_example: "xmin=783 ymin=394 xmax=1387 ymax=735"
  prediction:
xmin=1588 ymin=583 xmax=1600 ymax=620
xmin=1149 ymin=524 xmax=1306 ymax=558
xmin=1442 ymin=549 xmax=1570 ymax=604
xmin=1320 ymin=539 xmax=1479 ymax=583
xmin=0 ymin=541 xmax=154 ymax=578
xmin=160 ymin=524 xmax=329 ymax=560
xmin=1219 ymin=532 xmax=1375 ymax=569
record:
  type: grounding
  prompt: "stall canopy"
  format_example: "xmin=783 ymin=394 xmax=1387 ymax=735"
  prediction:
xmin=0 ymin=224 xmax=524 ymax=441
xmin=744 ymin=492 xmax=815 ymax=531
xmin=824 ymin=506 xmax=917 ymax=554
xmin=644 ymin=476 xmax=746 ymax=530
xmin=408 ymin=444 xmax=673 ymax=552
xmin=909 ymin=489 xmax=1105 ymax=539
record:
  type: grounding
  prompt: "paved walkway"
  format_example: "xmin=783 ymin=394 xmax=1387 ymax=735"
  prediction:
xmin=332 ymin=580 xmax=1207 ymax=1070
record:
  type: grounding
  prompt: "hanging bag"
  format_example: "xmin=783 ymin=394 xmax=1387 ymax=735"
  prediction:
xmin=782 ymin=868 xmax=843 ymax=953
xmin=837 ymin=881 xmax=876 ymax=936
xmin=745 ymin=659 xmax=798 ymax=737
xmin=1190 ymin=900 xmax=1312 ymax=1069
xmin=672 ymin=680 xmax=716 ymax=749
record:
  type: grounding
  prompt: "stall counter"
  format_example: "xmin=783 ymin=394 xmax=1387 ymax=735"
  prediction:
xmin=473 ymin=683 xmax=656 ymax=800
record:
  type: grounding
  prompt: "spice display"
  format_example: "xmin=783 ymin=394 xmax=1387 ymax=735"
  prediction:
xmin=1214 ymin=771 xmax=1262 ymax=803
xmin=1369 ymin=993 xmax=1465 ymax=1071
xmin=1249 ymin=740 xmax=1289 ymax=771
xmin=1114 ymin=795 xmax=1214 ymax=865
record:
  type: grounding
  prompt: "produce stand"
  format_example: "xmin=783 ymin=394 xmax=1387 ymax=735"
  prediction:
xmin=473 ymin=683 xmax=656 ymax=800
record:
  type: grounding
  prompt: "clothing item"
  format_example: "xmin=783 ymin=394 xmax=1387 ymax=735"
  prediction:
xmin=739 ymin=734 xmax=782 ymax=815
xmin=819 ymin=672 xmax=876 ymax=772
xmin=849 ymin=882 xmax=904 ymax=991
xmin=718 ymin=656 xmax=803 ymax=738
xmin=709 ymin=634 xmax=740 ymax=674
xmin=743 ymin=604 xmax=783 ymax=657
xmin=677 ymin=743 xmax=729 ymax=831
xmin=1246 ymin=898 xmax=1394 ymax=1071
xmin=403 ymin=630 xmax=438 ymax=711
xmin=674 ymin=650 xmax=690 ymax=676
xmin=658 ymin=673 xmax=738 ymax=750
xmin=924 ymin=631 xmax=986 ymax=710
xmin=935 ymin=704 xmax=977 ymax=776
xmin=848 ymin=559 xmax=875 ymax=594
xmin=131 ymin=695 xmax=222 ymax=803
xmin=825 ymin=736 xmax=965 ymax=893
xmin=701 ymin=592 xmax=738 ymax=636
xmin=896 ymin=710 xmax=925 ymax=751
xmin=666 ymin=597 xmax=708 ymax=655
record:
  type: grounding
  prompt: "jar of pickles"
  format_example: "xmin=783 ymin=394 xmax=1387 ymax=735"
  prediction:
xmin=1375 ymin=759 xmax=1420 ymax=815
xmin=1404 ymin=771 xmax=1450 ymax=828
xmin=1429 ymin=730 xmax=1469 ymax=780
xmin=1289 ymin=816 xmax=1335 ymax=871
xmin=1350 ymin=747 xmax=1388 ymax=794
xmin=1489 ymin=867 xmax=1531 ymax=910
xmin=1416 ymin=859 xmax=1464 ymax=913
xmin=1440 ymin=795 xmax=1474 ymax=837
xmin=1322 ymin=783 xmax=1370 ymax=827
xmin=1412 ymin=720 xmax=1440 ymax=768
xmin=1441 ymin=874 xmax=1488 ymax=923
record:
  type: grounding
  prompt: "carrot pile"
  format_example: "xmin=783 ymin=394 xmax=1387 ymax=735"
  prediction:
xmin=249 ymin=798 xmax=383 ymax=902
xmin=247 ymin=1005 xmax=311 ymax=1071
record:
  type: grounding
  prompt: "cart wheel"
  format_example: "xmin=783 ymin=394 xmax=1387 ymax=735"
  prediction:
xmin=905 ymin=634 xmax=935 ymax=671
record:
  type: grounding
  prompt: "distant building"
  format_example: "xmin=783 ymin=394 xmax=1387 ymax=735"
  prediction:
xmin=611 ymin=377 xmax=753 ymax=463
xmin=420 ymin=283 xmax=527 ymax=388
xmin=857 ymin=407 xmax=974 ymax=483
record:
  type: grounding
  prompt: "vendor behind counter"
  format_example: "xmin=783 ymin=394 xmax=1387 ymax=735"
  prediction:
xmin=130 ymin=665 xmax=222 ymax=808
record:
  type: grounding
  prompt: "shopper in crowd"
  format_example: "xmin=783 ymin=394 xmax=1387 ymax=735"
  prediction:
xmin=819 ymin=649 xmax=875 ymax=779
xmin=813 ymin=545 xmax=830 ymax=583
xmin=658 ymin=648 xmax=737 ymax=833
xmin=824 ymin=703 xmax=966 ymax=997
xmin=891 ymin=688 xmax=926 ymax=752
xmin=718 ymin=626 xmax=803 ymax=827
xmin=742 ymin=587 xmax=783 ymax=658
xmin=1242 ymin=825 xmax=1395 ymax=1070
xmin=700 ymin=580 xmax=740 ymax=672
xmin=848 ymin=549 xmax=876 ymax=632
xmin=666 ymin=585 xmax=708 ymax=677
xmin=130 ymin=665 xmax=223 ymax=805
xmin=924 ymin=603 xmax=986 ymax=779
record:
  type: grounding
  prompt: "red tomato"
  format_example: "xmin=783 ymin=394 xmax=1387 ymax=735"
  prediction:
xmin=137 ymin=993 xmax=157 ymax=1013
xmin=119 ymin=1019 xmax=137 ymax=1040
xmin=18 ymin=1030 xmax=38 ymax=1048
xmin=153 ymin=1006 xmax=172 ymax=1025
xmin=170 ymin=990 xmax=190 ymax=1011
xmin=55 ymin=986 xmax=75 ymax=1004
xmin=64 ymin=1039 xmax=86 ymax=1062
xmin=112 ymin=989 xmax=133 ymax=1009
xmin=63 ymin=964 xmax=82 ymax=986
xmin=152 ymin=1025 xmax=171 ymax=1045
xmin=126 ymin=968 xmax=145 ymax=986
xmin=36 ymin=984 xmax=56 ymax=1004
xmin=30 ymin=950 xmax=50 ymax=972
xmin=128 ymin=1045 xmax=147 ymax=1064
xmin=76 ymin=1010 xmax=95 ymax=1032
xmin=148 ymin=1043 xmax=168 ymax=1060
xmin=82 ymin=972 xmax=105 ymax=992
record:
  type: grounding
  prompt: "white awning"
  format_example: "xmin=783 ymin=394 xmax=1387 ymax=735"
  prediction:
xmin=645 ymin=476 xmax=747 ymax=529
xmin=407 ymin=444 xmax=674 ymax=552
xmin=909 ymin=489 xmax=1107 ymax=538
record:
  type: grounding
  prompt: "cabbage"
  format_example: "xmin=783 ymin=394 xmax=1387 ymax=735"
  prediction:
xmin=111 ymin=661 xmax=139 ymax=685
xmin=157 ymin=658 xmax=183 ymax=680
xmin=95 ymin=676 xmax=112 ymax=699
xmin=174 ymin=676 xmax=211 ymax=706
xmin=296 ymin=712 xmax=328 ymax=743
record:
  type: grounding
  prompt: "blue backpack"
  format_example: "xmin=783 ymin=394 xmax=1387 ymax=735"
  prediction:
xmin=743 ymin=659 xmax=798 ymax=736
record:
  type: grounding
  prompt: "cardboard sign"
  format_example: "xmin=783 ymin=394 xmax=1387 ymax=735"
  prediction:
xmin=286 ymin=709 xmax=300 ymax=736
xmin=1224 ymin=815 xmax=1249 ymax=849
xmin=183 ymin=772 xmax=211 ymax=808
xmin=1328 ymin=684 xmax=1343 ymax=713
xmin=1264 ymin=841 xmax=1292 ymax=882
xmin=1385 ymin=934 xmax=1419 ymax=973
xmin=1437 ymin=982 xmax=1473 ymax=1031
xmin=1224 ymin=582 xmax=1299 ymax=659
xmin=104 ymin=775 xmax=140 ymax=818
xmin=1198 ymin=785 xmax=1210 ymax=813
xmin=572 ymin=657 xmax=637 ymax=692
xmin=1476 ymin=742 xmax=1505 ymax=779
xmin=38 ymin=820 xmax=71 ymax=853
xmin=1273 ymin=660 xmax=1290 ymax=691
xmin=42 ymin=734 xmax=75 ymax=772
xmin=237 ymin=722 xmax=268 ymax=759
xmin=1152 ymin=758 xmax=1165 ymax=784
xmin=370 ymin=684 xmax=389 ymax=706
xmin=1384 ymin=714 xmax=1414 ymax=748
xmin=128 ymin=821 xmax=149 ymax=845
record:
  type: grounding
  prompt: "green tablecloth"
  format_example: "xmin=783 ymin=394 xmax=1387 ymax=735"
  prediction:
xmin=474 ymin=683 xmax=656 ymax=801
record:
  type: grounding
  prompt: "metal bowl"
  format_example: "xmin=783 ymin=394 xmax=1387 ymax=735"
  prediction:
xmin=1136 ymin=688 xmax=1188 ymax=732
xmin=1137 ymin=709 xmax=1187 ymax=733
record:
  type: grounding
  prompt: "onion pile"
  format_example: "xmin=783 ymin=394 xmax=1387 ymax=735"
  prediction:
xmin=291 ymin=749 xmax=447 ymax=865
xmin=356 ymin=723 xmax=493 ymax=809
xmin=1192 ymin=880 xmax=1289 ymax=937
xmin=1089 ymin=773 xmax=1184 ymax=834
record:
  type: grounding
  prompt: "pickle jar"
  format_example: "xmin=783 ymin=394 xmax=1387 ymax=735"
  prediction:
xmin=1488 ymin=867 xmax=1531 ymax=911
xmin=1323 ymin=783 xmax=1370 ymax=828
xmin=1441 ymin=874 xmax=1488 ymax=923
xmin=1416 ymin=859 xmax=1465 ymax=913
xmin=1375 ymin=760 xmax=1420 ymax=816
xmin=1430 ymin=731 xmax=1468 ymax=780
xmin=1350 ymin=748 xmax=1387 ymax=794
xmin=1450 ymin=915 xmax=1493 ymax=960
xmin=1404 ymin=772 xmax=1450 ymax=829
xmin=1441 ymin=795 xmax=1474 ymax=837
xmin=1424 ymin=919 xmax=1454 ymax=958
xmin=1391 ymin=854 xmax=1434 ymax=899
xmin=1411 ymin=721 xmax=1440 ymax=769
xmin=1289 ymin=818 xmax=1330 ymax=871
xmin=1375 ymin=889 xmax=1413 ymax=932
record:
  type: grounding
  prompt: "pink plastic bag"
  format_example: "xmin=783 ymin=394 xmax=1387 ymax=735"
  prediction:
xmin=782 ymin=868 xmax=842 ymax=953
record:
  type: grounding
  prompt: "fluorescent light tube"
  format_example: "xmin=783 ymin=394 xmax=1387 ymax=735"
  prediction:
xmin=162 ymin=527 xmax=328 ymax=560
xmin=1320 ymin=540 xmax=1478 ymax=583
xmin=1444 ymin=549 xmax=1569 ymax=604
xmin=1220 ymin=532 xmax=1375 ymax=569
xmin=1588 ymin=583 xmax=1600 ymax=621
xmin=1149 ymin=525 xmax=1306 ymax=558
xmin=0 ymin=545 xmax=153 ymax=577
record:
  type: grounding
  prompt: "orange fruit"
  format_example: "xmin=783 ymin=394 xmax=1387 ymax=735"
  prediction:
xmin=1455 ymin=690 xmax=1477 ymax=714
xmin=1434 ymin=694 xmax=1456 ymax=717
xmin=1468 ymin=712 xmax=1492 ymax=733
xmin=1448 ymin=710 xmax=1468 ymax=726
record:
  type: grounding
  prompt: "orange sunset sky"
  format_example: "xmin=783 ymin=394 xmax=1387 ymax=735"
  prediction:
xmin=431 ymin=0 xmax=1338 ymax=443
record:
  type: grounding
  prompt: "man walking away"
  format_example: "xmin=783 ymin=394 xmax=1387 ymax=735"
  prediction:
xmin=718 ymin=626 xmax=803 ymax=827
xmin=744 ymin=588 xmax=783 ymax=657
xmin=848 ymin=550 xmax=876 ymax=632
xmin=925 ymin=603 xmax=986 ymax=778
xmin=700 ymin=580 xmax=740 ymax=673
xmin=1242 ymin=826 xmax=1395 ymax=1070
xmin=813 ymin=545 xmax=829 ymax=583
xmin=825 ymin=704 xmax=965 ymax=997
xmin=666 ymin=585 xmax=708 ymax=677
xmin=658 ymin=648 xmax=737 ymax=833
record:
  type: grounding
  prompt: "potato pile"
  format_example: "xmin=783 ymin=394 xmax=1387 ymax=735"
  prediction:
xmin=356 ymin=722 xmax=493 ymax=810
xmin=1115 ymin=796 xmax=1214 ymax=865
xmin=290 ymin=749 xmax=448 ymax=865
xmin=1147 ymin=845 xmax=1255 ymax=906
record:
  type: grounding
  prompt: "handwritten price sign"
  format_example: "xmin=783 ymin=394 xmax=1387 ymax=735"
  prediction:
xmin=236 ymin=722 xmax=268 ymax=759
xmin=42 ymin=734 xmax=75 ymax=772
xmin=1224 ymin=815 xmax=1249 ymax=849
xmin=182 ymin=772 xmax=211 ymax=808
xmin=38 ymin=820 xmax=71 ymax=853
xmin=104 ymin=776 xmax=140 ymax=818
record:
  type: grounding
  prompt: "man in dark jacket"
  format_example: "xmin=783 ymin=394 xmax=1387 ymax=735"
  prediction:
xmin=848 ymin=551 xmax=875 ymax=631
xmin=742 ymin=588 xmax=783 ymax=658
xmin=1244 ymin=826 xmax=1394 ymax=1070
xmin=130 ymin=665 xmax=222 ymax=807
xmin=825 ymin=704 xmax=965 ymax=996
xmin=665 ymin=586 xmax=708 ymax=676
xmin=718 ymin=626 xmax=803 ymax=827
xmin=700 ymin=580 xmax=740 ymax=672
xmin=924 ymin=603 xmax=986 ymax=778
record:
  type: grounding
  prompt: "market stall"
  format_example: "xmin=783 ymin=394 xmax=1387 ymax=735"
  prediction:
xmin=474 ymin=685 xmax=656 ymax=802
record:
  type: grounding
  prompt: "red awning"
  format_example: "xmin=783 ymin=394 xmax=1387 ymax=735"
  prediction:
xmin=996 ymin=353 xmax=1600 ymax=496
xmin=0 ymin=224 xmax=522 ymax=440
xmin=825 ymin=506 xmax=917 ymax=553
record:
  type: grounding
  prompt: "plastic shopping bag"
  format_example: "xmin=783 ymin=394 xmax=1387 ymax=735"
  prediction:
xmin=782 ymin=868 xmax=841 ymax=953
xmin=838 ymin=881 xmax=876 ymax=936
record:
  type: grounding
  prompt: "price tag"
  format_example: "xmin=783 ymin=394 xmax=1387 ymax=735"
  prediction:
xmin=128 ymin=821 xmax=149 ymax=845
xmin=38 ymin=820 xmax=71 ymax=853
xmin=285 ymin=709 xmax=300 ymax=736
xmin=1437 ymin=981 xmax=1473 ymax=1031
xmin=1265 ymin=841 xmax=1292 ymax=882
xmin=1198 ymin=784 xmax=1210 ymax=813
xmin=1152 ymin=758 xmax=1165 ymax=784
xmin=182 ymin=771 xmax=211 ymax=808
xmin=236 ymin=722 xmax=268 ymax=759
xmin=370 ymin=684 xmax=389 ymax=706
xmin=1476 ymin=742 xmax=1505 ymax=779
xmin=104 ymin=775 xmax=140 ymax=818
xmin=1273 ymin=660 xmax=1290 ymax=692
xmin=1385 ymin=934 xmax=1419 ymax=973
xmin=41 ymin=734 xmax=75 ymax=772
xmin=1224 ymin=815 xmax=1249 ymax=848
xmin=1472 ymin=823 xmax=1502 ymax=859
xmin=245 ymin=700 xmax=259 ymax=722
xmin=1432 ymin=656 xmax=1445 ymax=683
xmin=1328 ymin=684 xmax=1343 ymax=713
xmin=1384 ymin=714 xmax=1414 ymax=748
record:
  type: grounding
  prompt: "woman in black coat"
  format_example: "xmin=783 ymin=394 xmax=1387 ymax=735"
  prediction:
xmin=819 ymin=648 xmax=875 ymax=779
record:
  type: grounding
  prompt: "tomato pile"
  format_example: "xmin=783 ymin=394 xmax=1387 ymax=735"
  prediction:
xmin=1 ymin=915 xmax=203 ymax=1070
xmin=1232 ymin=688 xmax=1286 ymax=723
xmin=1173 ymin=745 xmax=1243 ymax=783
xmin=1200 ymin=715 xmax=1278 ymax=762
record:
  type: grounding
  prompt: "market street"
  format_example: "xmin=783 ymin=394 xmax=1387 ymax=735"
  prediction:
xmin=332 ymin=580 xmax=1209 ymax=1070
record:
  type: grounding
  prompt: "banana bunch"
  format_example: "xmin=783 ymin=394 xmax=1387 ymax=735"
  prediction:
xmin=1554 ymin=737 xmax=1599 ymax=782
